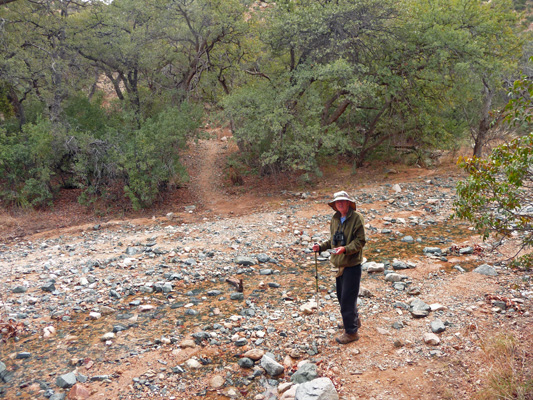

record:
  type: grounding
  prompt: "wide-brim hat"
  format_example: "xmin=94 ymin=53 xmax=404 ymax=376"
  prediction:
xmin=328 ymin=190 xmax=356 ymax=211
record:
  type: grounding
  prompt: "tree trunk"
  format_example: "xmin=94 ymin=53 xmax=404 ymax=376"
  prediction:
xmin=473 ymin=80 xmax=494 ymax=158
xmin=7 ymin=87 xmax=26 ymax=128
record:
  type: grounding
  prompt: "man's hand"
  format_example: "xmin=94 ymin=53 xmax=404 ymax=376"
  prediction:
xmin=312 ymin=243 xmax=320 ymax=252
xmin=333 ymin=247 xmax=346 ymax=254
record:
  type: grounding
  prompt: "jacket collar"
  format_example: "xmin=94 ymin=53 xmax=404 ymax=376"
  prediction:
xmin=335 ymin=208 xmax=354 ymax=220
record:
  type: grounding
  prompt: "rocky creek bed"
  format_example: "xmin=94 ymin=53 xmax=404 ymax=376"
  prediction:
xmin=0 ymin=173 xmax=531 ymax=400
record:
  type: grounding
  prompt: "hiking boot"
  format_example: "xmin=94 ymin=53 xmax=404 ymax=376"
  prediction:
xmin=335 ymin=332 xmax=360 ymax=344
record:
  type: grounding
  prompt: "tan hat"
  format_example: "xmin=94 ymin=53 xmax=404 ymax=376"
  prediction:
xmin=328 ymin=190 xmax=356 ymax=211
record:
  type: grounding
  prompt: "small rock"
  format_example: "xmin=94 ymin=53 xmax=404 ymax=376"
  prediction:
xmin=238 ymin=358 xmax=254 ymax=368
xmin=300 ymin=301 xmax=317 ymax=315
xmin=209 ymin=375 xmax=225 ymax=389
xmin=473 ymin=264 xmax=498 ymax=276
xmin=365 ymin=262 xmax=385 ymax=273
xmin=377 ymin=328 xmax=391 ymax=336
xmin=179 ymin=339 xmax=196 ymax=348
xmin=423 ymin=247 xmax=442 ymax=255
xmin=294 ymin=377 xmax=339 ymax=400
xmin=392 ymin=261 xmax=409 ymax=270
xmin=260 ymin=355 xmax=284 ymax=377
xmin=56 ymin=372 xmax=77 ymax=388
xmin=423 ymin=332 xmax=441 ymax=345
xmin=235 ymin=256 xmax=256 ymax=266
xmin=185 ymin=358 xmax=202 ymax=369
xmin=100 ymin=332 xmax=115 ymax=341
xmin=430 ymin=319 xmax=446 ymax=333
xmin=67 ymin=383 xmax=90 ymax=400
xmin=459 ymin=247 xmax=474 ymax=255
xmin=385 ymin=273 xmax=408 ymax=282
xmin=41 ymin=282 xmax=56 ymax=292
xmin=401 ymin=236 xmax=414 ymax=243
xmin=291 ymin=363 xmax=318 ymax=384
xmin=243 ymin=349 xmax=265 ymax=361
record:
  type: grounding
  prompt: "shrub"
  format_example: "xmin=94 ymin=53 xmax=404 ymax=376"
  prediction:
xmin=454 ymin=133 xmax=532 ymax=267
xmin=120 ymin=103 xmax=202 ymax=209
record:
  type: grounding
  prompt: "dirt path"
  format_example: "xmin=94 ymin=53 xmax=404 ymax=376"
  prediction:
xmin=183 ymin=132 xmax=277 ymax=218
xmin=187 ymin=138 xmax=232 ymax=212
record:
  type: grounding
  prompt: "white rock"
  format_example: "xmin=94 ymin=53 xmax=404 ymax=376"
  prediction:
xmin=89 ymin=312 xmax=101 ymax=320
xmin=300 ymin=301 xmax=317 ymax=315
xmin=280 ymin=384 xmax=298 ymax=400
xmin=43 ymin=326 xmax=56 ymax=338
xmin=295 ymin=377 xmax=339 ymax=400
xmin=423 ymin=332 xmax=440 ymax=345
xmin=185 ymin=358 xmax=202 ymax=369
xmin=101 ymin=332 xmax=115 ymax=341
xmin=430 ymin=303 xmax=446 ymax=311
xmin=377 ymin=328 xmax=391 ymax=336
xmin=123 ymin=257 xmax=136 ymax=266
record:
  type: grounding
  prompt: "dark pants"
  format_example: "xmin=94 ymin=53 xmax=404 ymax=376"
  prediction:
xmin=336 ymin=265 xmax=362 ymax=334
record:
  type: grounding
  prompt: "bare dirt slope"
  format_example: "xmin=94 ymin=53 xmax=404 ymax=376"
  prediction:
xmin=0 ymin=134 xmax=531 ymax=400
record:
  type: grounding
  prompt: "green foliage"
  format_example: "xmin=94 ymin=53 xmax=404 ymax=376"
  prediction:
xmin=120 ymin=103 xmax=202 ymax=209
xmin=0 ymin=84 xmax=14 ymax=119
xmin=505 ymin=70 xmax=533 ymax=129
xmin=0 ymin=118 xmax=64 ymax=207
xmin=0 ymin=99 xmax=202 ymax=210
xmin=454 ymin=133 xmax=533 ymax=264
xmin=64 ymin=93 xmax=109 ymax=136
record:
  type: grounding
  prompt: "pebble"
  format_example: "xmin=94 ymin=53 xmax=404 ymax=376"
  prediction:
xmin=430 ymin=319 xmax=446 ymax=333
xmin=291 ymin=363 xmax=317 ymax=384
xmin=423 ymin=332 xmax=441 ymax=345
xmin=260 ymin=355 xmax=284 ymax=377
xmin=473 ymin=264 xmax=498 ymax=276
xmin=56 ymin=372 xmax=77 ymax=388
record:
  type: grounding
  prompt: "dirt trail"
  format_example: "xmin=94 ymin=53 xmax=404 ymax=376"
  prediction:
xmin=188 ymin=138 xmax=232 ymax=212
xmin=184 ymin=132 xmax=274 ymax=218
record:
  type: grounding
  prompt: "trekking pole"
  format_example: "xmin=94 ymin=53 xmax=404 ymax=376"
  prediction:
xmin=314 ymin=251 xmax=320 ymax=328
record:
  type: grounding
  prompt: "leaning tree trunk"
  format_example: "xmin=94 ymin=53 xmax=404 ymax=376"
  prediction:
xmin=473 ymin=80 xmax=494 ymax=158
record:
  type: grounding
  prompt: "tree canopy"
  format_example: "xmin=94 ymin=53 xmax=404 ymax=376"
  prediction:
xmin=0 ymin=0 xmax=529 ymax=208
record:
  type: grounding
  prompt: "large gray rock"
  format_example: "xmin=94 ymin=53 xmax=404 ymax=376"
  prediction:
xmin=125 ymin=247 xmax=138 ymax=255
xmin=235 ymin=256 xmax=256 ymax=266
xmin=365 ymin=262 xmax=385 ymax=273
xmin=410 ymin=299 xmax=430 ymax=318
xmin=56 ymin=372 xmax=77 ymax=388
xmin=392 ymin=261 xmax=409 ymax=270
xmin=41 ymin=282 xmax=56 ymax=292
xmin=401 ymin=236 xmax=414 ymax=243
xmin=385 ymin=273 xmax=408 ymax=282
xmin=473 ymin=264 xmax=498 ymax=276
xmin=295 ymin=377 xmax=339 ymax=400
xmin=430 ymin=319 xmax=446 ymax=333
xmin=291 ymin=363 xmax=318 ymax=384
xmin=257 ymin=253 xmax=270 ymax=263
xmin=260 ymin=355 xmax=284 ymax=377
xmin=423 ymin=247 xmax=442 ymax=255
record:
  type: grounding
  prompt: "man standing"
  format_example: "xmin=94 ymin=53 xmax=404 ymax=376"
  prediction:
xmin=313 ymin=190 xmax=366 ymax=344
